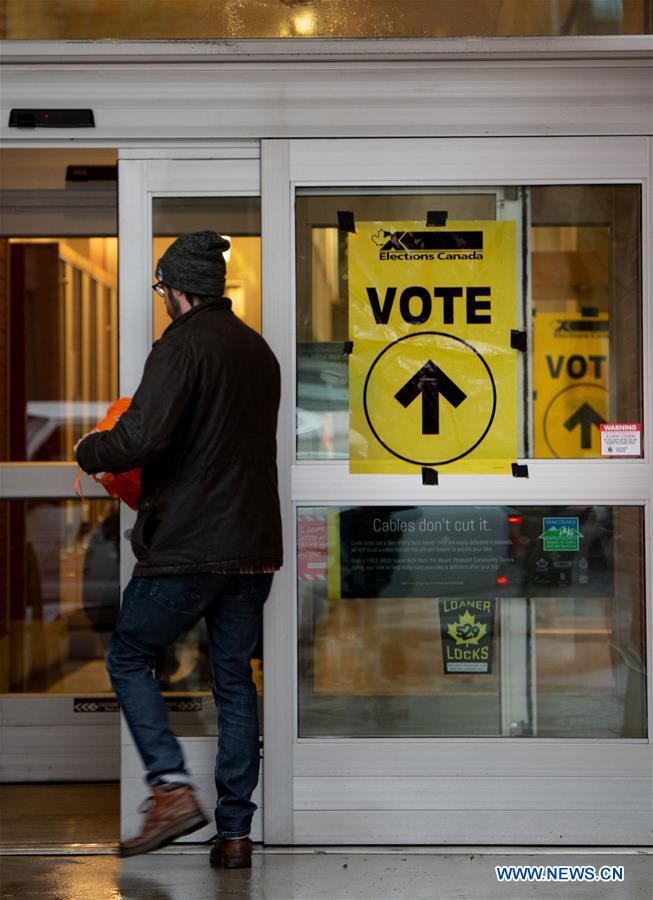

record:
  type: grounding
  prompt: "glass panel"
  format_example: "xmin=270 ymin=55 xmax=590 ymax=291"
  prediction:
xmin=2 ymin=0 xmax=650 ymax=39
xmin=0 ymin=150 xmax=119 ymax=462
xmin=296 ymin=190 xmax=499 ymax=461
xmin=0 ymin=499 xmax=119 ymax=693
xmin=295 ymin=185 xmax=643 ymax=462
xmin=298 ymin=505 xmax=647 ymax=738
xmin=152 ymin=197 xmax=261 ymax=341
xmin=530 ymin=186 xmax=642 ymax=459
xmin=151 ymin=197 xmax=263 ymax=736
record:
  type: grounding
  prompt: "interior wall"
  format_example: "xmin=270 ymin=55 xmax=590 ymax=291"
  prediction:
xmin=153 ymin=235 xmax=261 ymax=340
xmin=0 ymin=149 xmax=117 ymax=190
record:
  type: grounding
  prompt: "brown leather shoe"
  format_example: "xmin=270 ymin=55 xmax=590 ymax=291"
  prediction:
xmin=120 ymin=784 xmax=209 ymax=858
xmin=209 ymin=836 xmax=252 ymax=869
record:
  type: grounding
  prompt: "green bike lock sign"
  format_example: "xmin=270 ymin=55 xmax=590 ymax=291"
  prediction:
xmin=439 ymin=598 xmax=496 ymax=674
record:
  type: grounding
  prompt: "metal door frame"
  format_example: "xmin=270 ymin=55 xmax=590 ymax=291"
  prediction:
xmin=117 ymin=146 xmax=263 ymax=840
xmin=1 ymin=135 xmax=650 ymax=844
xmin=260 ymin=136 xmax=652 ymax=844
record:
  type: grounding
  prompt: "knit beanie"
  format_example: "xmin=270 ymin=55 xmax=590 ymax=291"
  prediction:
xmin=156 ymin=230 xmax=230 ymax=296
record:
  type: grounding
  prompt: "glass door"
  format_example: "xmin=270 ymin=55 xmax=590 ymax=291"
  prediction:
xmin=117 ymin=148 xmax=264 ymax=842
xmin=0 ymin=149 xmax=121 ymax=791
xmin=261 ymin=137 xmax=651 ymax=845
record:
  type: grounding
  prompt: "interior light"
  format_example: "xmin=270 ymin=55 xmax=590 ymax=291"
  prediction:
xmin=293 ymin=11 xmax=317 ymax=36
xmin=497 ymin=576 xmax=508 ymax=586
xmin=508 ymin=516 xmax=521 ymax=524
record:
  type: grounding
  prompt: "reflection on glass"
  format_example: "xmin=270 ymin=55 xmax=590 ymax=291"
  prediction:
xmin=152 ymin=197 xmax=261 ymax=340
xmin=1 ymin=499 xmax=119 ymax=693
xmin=1 ymin=239 xmax=118 ymax=461
xmin=295 ymin=185 xmax=642 ymax=460
xmin=298 ymin=505 xmax=646 ymax=738
xmin=531 ymin=187 xmax=642 ymax=458
xmin=0 ymin=497 xmax=263 ymax=725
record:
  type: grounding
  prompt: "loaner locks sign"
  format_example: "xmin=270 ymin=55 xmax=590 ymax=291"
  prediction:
xmin=439 ymin=599 xmax=496 ymax=674
xmin=348 ymin=220 xmax=518 ymax=474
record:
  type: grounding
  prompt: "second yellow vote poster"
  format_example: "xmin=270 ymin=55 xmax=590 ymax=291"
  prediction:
xmin=348 ymin=220 xmax=519 ymax=474
xmin=533 ymin=312 xmax=609 ymax=458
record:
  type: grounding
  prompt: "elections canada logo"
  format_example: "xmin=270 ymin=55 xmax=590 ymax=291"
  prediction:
xmin=371 ymin=228 xmax=484 ymax=262
xmin=553 ymin=317 xmax=609 ymax=337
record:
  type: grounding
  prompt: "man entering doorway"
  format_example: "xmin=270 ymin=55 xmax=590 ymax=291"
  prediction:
xmin=75 ymin=231 xmax=282 ymax=867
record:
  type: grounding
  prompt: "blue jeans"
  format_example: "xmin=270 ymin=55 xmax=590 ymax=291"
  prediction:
xmin=106 ymin=572 xmax=273 ymax=839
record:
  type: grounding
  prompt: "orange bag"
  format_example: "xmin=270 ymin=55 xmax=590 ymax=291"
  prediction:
xmin=75 ymin=398 xmax=142 ymax=510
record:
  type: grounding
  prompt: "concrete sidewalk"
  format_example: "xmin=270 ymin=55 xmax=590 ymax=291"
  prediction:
xmin=1 ymin=848 xmax=651 ymax=900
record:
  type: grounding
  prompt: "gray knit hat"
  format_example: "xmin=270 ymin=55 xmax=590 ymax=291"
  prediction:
xmin=156 ymin=230 xmax=230 ymax=295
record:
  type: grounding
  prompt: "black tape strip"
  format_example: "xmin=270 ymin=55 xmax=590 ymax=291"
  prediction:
xmin=511 ymin=463 xmax=529 ymax=479
xmin=581 ymin=306 xmax=600 ymax=318
xmin=426 ymin=210 xmax=448 ymax=227
xmin=421 ymin=467 xmax=439 ymax=486
xmin=337 ymin=210 xmax=356 ymax=234
xmin=511 ymin=330 xmax=527 ymax=352
xmin=560 ymin=319 xmax=607 ymax=334
xmin=343 ymin=340 xmax=354 ymax=355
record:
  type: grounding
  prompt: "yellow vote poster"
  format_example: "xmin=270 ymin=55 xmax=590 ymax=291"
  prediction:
xmin=533 ymin=312 xmax=609 ymax=458
xmin=349 ymin=220 xmax=518 ymax=474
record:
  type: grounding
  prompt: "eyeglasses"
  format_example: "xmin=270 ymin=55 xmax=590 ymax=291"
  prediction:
xmin=152 ymin=282 xmax=167 ymax=297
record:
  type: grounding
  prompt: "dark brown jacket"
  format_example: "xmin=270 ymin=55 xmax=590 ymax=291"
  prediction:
xmin=76 ymin=299 xmax=282 ymax=576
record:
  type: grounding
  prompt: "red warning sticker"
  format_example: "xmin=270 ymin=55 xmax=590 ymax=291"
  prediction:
xmin=600 ymin=423 xmax=641 ymax=457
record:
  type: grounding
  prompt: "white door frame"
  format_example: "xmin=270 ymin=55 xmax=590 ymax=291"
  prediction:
xmin=260 ymin=135 xmax=653 ymax=844
xmin=2 ymin=134 xmax=651 ymax=843
xmin=117 ymin=146 xmax=264 ymax=841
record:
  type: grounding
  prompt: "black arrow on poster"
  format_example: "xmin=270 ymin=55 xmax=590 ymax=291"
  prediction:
xmin=394 ymin=360 xmax=467 ymax=435
xmin=564 ymin=402 xmax=605 ymax=449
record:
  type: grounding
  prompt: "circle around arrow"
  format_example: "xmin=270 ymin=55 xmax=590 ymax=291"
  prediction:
xmin=363 ymin=331 xmax=497 ymax=466
xmin=542 ymin=381 xmax=608 ymax=458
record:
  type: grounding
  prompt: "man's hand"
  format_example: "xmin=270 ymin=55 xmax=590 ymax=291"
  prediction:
xmin=74 ymin=429 xmax=98 ymax=455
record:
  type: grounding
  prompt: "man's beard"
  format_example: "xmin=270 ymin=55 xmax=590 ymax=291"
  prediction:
xmin=165 ymin=294 xmax=183 ymax=320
